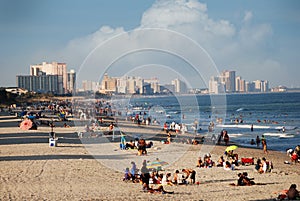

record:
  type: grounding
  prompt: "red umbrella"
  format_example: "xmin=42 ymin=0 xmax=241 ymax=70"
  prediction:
xmin=20 ymin=119 xmax=33 ymax=130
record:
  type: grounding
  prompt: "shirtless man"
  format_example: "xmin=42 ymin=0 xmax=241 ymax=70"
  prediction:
xmin=182 ymin=169 xmax=196 ymax=184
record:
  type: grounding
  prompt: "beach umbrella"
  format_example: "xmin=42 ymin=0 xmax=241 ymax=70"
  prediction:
xmin=146 ymin=159 xmax=169 ymax=170
xmin=225 ymin=145 xmax=238 ymax=152
xmin=20 ymin=119 xmax=33 ymax=130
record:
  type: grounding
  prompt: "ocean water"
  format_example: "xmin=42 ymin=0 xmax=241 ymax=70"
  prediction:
xmin=123 ymin=92 xmax=300 ymax=152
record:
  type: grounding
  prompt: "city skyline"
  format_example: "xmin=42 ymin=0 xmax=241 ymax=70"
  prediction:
xmin=81 ymin=70 xmax=270 ymax=95
xmin=1 ymin=1 xmax=300 ymax=88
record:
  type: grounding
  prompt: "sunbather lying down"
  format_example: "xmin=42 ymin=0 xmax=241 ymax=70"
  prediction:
xmin=143 ymin=183 xmax=174 ymax=194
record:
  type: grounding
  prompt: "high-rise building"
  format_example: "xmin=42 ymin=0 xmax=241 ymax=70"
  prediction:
xmin=17 ymin=73 xmax=64 ymax=94
xmin=101 ymin=73 xmax=117 ymax=93
xmin=67 ymin=69 xmax=76 ymax=94
xmin=116 ymin=76 xmax=127 ymax=94
xmin=209 ymin=76 xmax=225 ymax=94
xmin=82 ymin=80 xmax=100 ymax=91
xmin=172 ymin=78 xmax=187 ymax=94
xmin=245 ymin=81 xmax=255 ymax=92
xmin=220 ymin=70 xmax=236 ymax=93
xmin=123 ymin=76 xmax=144 ymax=94
xmin=30 ymin=62 xmax=68 ymax=93
xmin=235 ymin=76 xmax=246 ymax=93
xmin=262 ymin=80 xmax=269 ymax=92
xmin=144 ymin=77 xmax=160 ymax=93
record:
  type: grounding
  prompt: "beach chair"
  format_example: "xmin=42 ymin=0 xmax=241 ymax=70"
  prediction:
xmin=241 ymin=157 xmax=254 ymax=165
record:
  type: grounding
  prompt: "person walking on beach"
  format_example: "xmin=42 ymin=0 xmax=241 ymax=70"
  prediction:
xmin=217 ymin=130 xmax=224 ymax=145
xmin=261 ymin=135 xmax=268 ymax=154
xmin=223 ymin=130 xmax=229 ymax=145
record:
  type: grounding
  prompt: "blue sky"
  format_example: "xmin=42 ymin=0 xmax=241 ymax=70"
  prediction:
xmin=0 ymin=0 xmax=300 ymax=88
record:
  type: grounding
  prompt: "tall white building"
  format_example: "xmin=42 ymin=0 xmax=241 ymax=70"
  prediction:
xmin=172 ymin=78 xmax=187 ymax=94
xmin=220 ymin=70 xmax=236 ymax=93
xmin=116 ymin=76 xmax=127 ymax=94
xmin=209 ymin=76 xmax=225 ymax=94
xmin=30 ymin=62 xmax=68 ymax=93
xmin=67 ymin=69 xmax=76 ymax=93
xmin=144 ymin=77 xmax=160 ymax=93
xmin=82 ymin=80 xmax=100 ymax=91
xmin=254 ymin=80 xmax=269 ymax=92
xmin=235 ymin=76 xmax=246 ymax=93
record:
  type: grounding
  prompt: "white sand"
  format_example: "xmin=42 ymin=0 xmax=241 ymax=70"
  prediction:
xmin=0 ymin=116 xmax=299 ymax=201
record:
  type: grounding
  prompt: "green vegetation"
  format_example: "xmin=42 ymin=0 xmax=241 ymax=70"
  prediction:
xmin=0 ymin=88 xmax=55 ymax=107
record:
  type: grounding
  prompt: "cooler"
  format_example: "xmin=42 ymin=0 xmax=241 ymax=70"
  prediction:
xmin=49 ymin=138 xmax=57 ymax=147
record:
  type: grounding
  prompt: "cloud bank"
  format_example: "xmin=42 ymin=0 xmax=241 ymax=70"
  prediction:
xmin=60 ymin=0 xmax=288 ymax=88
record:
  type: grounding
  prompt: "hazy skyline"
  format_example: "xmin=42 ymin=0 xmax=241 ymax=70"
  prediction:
xmin=1 ymin=0 xmax=300 ymax=88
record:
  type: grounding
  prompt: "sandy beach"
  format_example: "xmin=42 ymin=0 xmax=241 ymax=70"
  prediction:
xmin=0 ymin=114 xmax=299 ymax=201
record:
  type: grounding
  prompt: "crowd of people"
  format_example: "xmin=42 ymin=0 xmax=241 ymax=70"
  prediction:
xmin=123 ymin=160 xmax=199 ymax=194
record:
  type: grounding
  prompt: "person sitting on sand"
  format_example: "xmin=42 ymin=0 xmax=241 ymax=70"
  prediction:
xmin=261 ymin=157 xmax=273 ymax=173
xmin=137 ymin=139 xmax=147 ymax=155
xmin=287 ymin=184 xmax=300 ymax=200
xmin=123 ymin=167 xmax=131 ymax=181
xmin=145 ymin=141 xmax=153 ymax=148
xmin=161 ymin=173 xmax=173 ymax=186
xmin=224 ymin=161 xmax=234 ymax=171
xmin=172 ymin=170 xmax=180 ymax=185
xmin=150 ymin=171 xmax=160 ymax=184
xmin=196 ymin=157 xmax=204 ymax=168
xmin=130 ymin=162 xmax=137 ymax=182
xmin=125 ymin=140 xmax=136 ymax=149
xmin=255 ymin=159 xmax=263 ymax=173
xmin=203 ymin=154 xmax=214 ymax=168
xmin=182 ymin=169 xmax=196 ymax=184
xmin=237 ymin=172 xmax=255 ymax=186
xmin=290 ymin=151 xmax=299 ymax=164
xmin=217 ymin=156 xmax=225 ymax=167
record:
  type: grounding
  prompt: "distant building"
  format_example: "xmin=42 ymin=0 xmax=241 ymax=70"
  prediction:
xmin=161 ymin=84 xmax=175 ymax=94
xmin=220 ymin=70 xmax=236 ymax=93
xmin=101 ymin=73 xmax=117 ymax=94
xmin=67 ymin=69 xmax=76 ymax=94
xmin=17 ymin=73 xmax=64 ymax=94
xmin=144 ymin=77 xmax=160 ymax=93
xmin=253 ymin=80 xmax=269 ymax=92
xmin=116 ymin=76 xmax=127 ymax=94
xmin=82 ymin=80 xmax=100 ymax=92
xmin=235 ymin=76 xmax=246 ymax=93
xmin=143 ymin=83 xmax=153 ymax=95
xmin=209 ymin=76 xmax=225 ymax=94
xmin=271 ymin=85 xmax=287 ymax=92
xmin=30 ymin=62 xmax=68 ymax=93
xmin=172 ymin=78 xmax=187 ymax=94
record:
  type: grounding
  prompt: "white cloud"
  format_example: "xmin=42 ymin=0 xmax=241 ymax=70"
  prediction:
xmin=56 ymin=0 xmax=285 ymax=88
xmin=243 ymin=11 xmax=253 ymax=23
xmin=141 ymin=0 xmax=235 ymax=37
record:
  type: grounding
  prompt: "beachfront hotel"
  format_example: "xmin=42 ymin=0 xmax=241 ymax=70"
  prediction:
xmin=16 ymin=61 xmax=76 ymax=94
xmin=209 ymin=70 xmax=269 ymax=94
